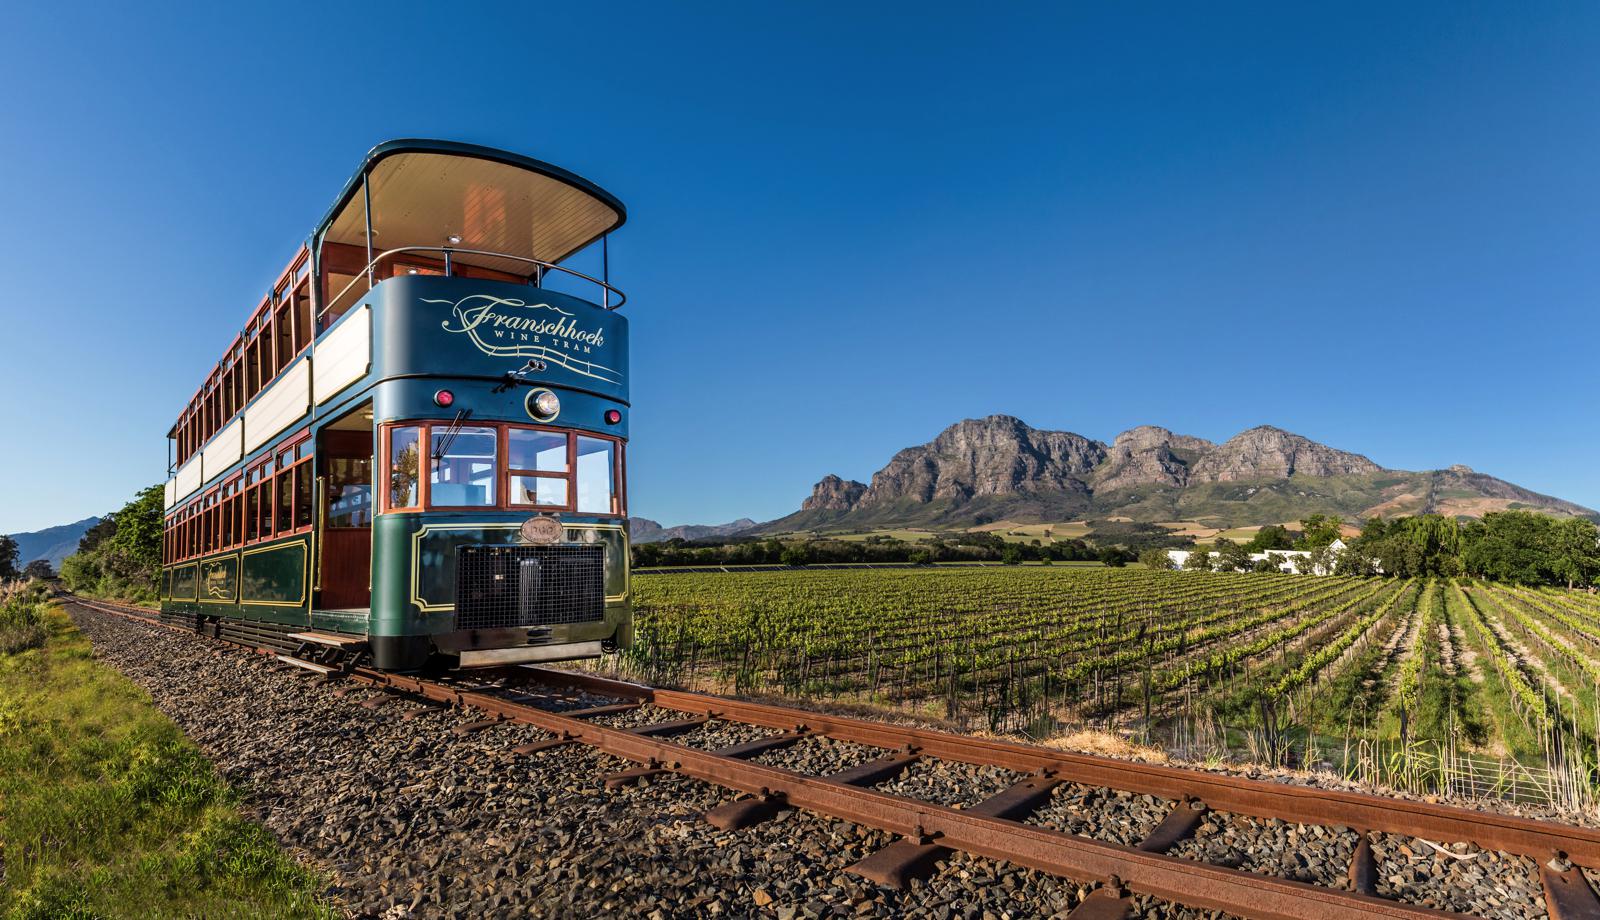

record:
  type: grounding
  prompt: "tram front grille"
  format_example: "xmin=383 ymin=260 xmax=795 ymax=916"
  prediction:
xmin=454 ymin=544 xmax=606 ymax=631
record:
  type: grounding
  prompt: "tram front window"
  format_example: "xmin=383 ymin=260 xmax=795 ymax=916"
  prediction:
xmin=431 ymin=426 xmax=497 ymax=506
xmin=576 ymin=436 xmax=616 ymax=514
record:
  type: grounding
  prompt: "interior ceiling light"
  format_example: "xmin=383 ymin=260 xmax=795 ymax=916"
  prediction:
xmin=447 ymin=234 xmax=462 ymax=245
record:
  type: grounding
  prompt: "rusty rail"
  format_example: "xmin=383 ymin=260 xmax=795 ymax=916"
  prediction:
xmin=66 ymin=596 xmax=1600 ymax=920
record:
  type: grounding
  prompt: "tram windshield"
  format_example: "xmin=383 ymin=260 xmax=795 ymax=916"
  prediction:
xmin=381 ymin=422 xmax=622 ymax=516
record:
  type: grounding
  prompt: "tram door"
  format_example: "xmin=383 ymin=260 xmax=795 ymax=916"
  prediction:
xmin=318 ymin=421 xmax=374 ymax=610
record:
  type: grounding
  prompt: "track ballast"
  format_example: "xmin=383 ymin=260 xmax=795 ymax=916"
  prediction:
xmin=65 ymin=595 xmax=1600 ymax=920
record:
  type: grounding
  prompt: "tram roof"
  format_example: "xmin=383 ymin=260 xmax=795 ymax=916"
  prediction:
xmin=314 ymin=139 xmax=627 ymax=270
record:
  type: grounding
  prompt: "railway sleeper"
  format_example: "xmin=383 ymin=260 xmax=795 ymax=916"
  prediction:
xmin=847 ymin=775 xmax=1061 ymax=888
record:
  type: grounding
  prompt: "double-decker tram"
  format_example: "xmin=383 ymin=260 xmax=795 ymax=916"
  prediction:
xmin=159 ymin=140 xmax=631 ymax=670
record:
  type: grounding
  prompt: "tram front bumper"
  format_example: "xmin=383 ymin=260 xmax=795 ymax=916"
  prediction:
xmin=455 ymin=640 xmax=606 ymax=667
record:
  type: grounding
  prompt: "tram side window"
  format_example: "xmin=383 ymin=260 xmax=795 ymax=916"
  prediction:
xmin=295 ymin=466 xmax=313 ymax=530
xmin=576 ymin=436 xmax=617 ymax=515
xmin=431 ymin=427 xmax=497 ymax=507
xmin=389 ymin=426 xmax=421 ymax=510
xmin=246 ymin=484 xmax=261 ymax=542
xmin=327 ymin=457 xmax=373 ymax=527
xmin=276 ymin=470 xmax=294 ymax=533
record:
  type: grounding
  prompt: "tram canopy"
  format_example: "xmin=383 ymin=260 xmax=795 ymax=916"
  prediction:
xmin=315 ymin=139 xmax=626 ymax=279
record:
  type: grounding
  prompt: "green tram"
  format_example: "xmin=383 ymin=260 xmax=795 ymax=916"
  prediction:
xmin=159 ymin=140 xmax=632 ymax=670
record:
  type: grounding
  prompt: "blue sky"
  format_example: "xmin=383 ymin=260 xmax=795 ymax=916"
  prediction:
xmin=2 ymin=2 xmax=1598 ymax=533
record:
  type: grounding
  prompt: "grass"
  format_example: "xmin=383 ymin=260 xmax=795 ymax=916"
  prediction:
xmin=0 ymin=600 xmax=334 ymax=920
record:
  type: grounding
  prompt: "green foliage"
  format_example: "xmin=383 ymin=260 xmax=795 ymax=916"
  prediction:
xmin=1456 ymin=511 xmax=1600 ymax=587
xmin=1296 ymin=514 xmax=1344 ymax=549
xmin=0 ymin=580 xmax=50 ymax=654
xmin=1184 ymin=548 xmax=1212 ymax=571
xmin=1096 ymin=546 xmax=1133 ymax=567
xmin=1246 ymin=524 xmax=1295 ymax=552
xmin=0 ymin=604 xmax=333 ymax=918
xmin=0 ymin=536 xmax=17 ymax=579
xmin=1138 ymin=548 xmax=1175 ymax=570
xmin=1212 ymin=538 xmax=1251 ymax=573
xmin=58 ymin=486 xmax=163 ymax=601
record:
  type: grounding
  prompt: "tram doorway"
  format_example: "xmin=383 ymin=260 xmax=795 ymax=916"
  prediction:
xmin=318 ymin=405 xmax=374 ymax=610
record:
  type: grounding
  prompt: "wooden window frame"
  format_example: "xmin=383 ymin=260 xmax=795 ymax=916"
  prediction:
xmin=377 ymin=421 xmax=625 ymax=518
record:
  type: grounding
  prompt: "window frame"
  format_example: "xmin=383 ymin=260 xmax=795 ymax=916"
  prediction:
xmin=378 ymin=420 xmax=625 ymax=517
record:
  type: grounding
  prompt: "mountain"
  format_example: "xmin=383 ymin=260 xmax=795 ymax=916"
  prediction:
xmin=630 ymin=517 xmax=758 ymax=544
xmin=7 ymin=517 xmax=100 ymax=572
xmin=758 ymin=416 xmax=1595 ymax=532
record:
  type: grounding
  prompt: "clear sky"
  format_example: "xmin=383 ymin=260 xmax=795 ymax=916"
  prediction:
xmin=2 ymin=2 xmax=1598 ymax=534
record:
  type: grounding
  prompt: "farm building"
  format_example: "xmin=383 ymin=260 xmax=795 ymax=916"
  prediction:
xmin=1166 ymin=539 xmax=1346 ymax=575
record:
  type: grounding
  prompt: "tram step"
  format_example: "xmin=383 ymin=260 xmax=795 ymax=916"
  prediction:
xmin=286 ymin=631 xmax=369 ymax=651
xmin=274 ymin=654 xmax=339 ymax=675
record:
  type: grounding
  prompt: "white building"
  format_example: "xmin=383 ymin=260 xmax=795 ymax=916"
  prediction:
xmin=1166 ymin=539 xmax=1345 ymax=575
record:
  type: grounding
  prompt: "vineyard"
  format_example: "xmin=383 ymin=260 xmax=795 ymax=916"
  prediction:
xmin=624 ymin=568 xmax=1600 ymax=807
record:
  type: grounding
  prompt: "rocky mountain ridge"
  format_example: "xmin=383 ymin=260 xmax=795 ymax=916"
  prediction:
xmin=760 ymin=416 xmax=1593 ymax=532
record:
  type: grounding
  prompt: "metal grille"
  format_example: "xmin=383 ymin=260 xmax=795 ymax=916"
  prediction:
xmin=455 ymin=544 xmax=605 ymax=631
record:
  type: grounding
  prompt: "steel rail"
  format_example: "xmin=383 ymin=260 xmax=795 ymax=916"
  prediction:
xmin=524 ymin=667 xmax=1600 ymax=871
xmin=65 ymin=597 xmax=1600 ymax=919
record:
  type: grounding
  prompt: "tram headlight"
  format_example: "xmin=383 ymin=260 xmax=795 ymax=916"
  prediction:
xmin=528 ymin=389 xmax=561 ymax=422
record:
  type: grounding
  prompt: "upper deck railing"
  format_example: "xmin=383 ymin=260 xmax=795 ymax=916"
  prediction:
xmin=319 ymin=245 xmax=627 ymax=326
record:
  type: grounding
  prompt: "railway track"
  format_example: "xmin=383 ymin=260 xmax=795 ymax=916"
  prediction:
xmin=65 ymin=595 xmax=1600 ymax=920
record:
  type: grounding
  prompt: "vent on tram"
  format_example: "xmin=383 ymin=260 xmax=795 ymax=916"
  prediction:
xmin=454 ymin=545 xmax=605 ymax=631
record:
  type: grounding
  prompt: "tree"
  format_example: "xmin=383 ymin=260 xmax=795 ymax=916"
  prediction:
xmin=1296 ymin=514 xmax=1343 ymax=549
xmin=779 ymin=545 xmax=811 ymax=567
xmin=1184 ymin=548 xmax=1212 ymax=572
xmin=1251 ymin=556 xmax=1280 ymax=573
xmin=0 ymin=535 xmax=17 ymax=579
xmin=1098 ymin=546 xmax=1134 ymax=567
xmin=22 ymin=559 xmax=54 ymax=579
xmin=1139 ymin=548 xmax=1176 ymax=570
xmin=1334 ymin=544 xmax=1376 ymax=576
xmin=1550 ymin=517 xmax=1600 ymax=589
xmin=1246 ymin=525 xmax=1295 ymax=552
xmin=1461 ymin=511 xmax=1556 ymax=585
xmin=1214 ymin=538 xmax=1251 ymax=573
xmin=1001 ymin=545 xmax=1024 ymax=565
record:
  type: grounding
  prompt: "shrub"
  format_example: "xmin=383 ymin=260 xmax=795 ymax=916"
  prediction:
xmin=0 ymin=579 xmax=49 ymax=653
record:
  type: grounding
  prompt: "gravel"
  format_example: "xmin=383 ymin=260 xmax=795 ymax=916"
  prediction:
xmin=64 ymin=603 xmax=1571 ymax=919
xmin=1371 ymin=833 xmax=1544 ymax=918
xmin=1026 ymin=785 xmax=1170 ymax=846
xmin=870 ymin=760 xmax=1020 ymax=809
xmin=1166 ymin=812 xmax=1358 ymax=887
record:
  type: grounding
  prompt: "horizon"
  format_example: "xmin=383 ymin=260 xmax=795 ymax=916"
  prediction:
xmin=4 ymin=3 xmax=1600 ymax=533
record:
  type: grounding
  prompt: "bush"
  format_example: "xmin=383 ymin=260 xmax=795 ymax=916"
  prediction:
xmin=0 ymin=579 xmax=49 ymax=654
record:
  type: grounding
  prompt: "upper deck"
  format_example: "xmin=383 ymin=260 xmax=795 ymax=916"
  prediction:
xmin=164 ymin=140 xmax=628 ymax=512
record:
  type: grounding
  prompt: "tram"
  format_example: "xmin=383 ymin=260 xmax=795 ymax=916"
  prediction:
xmin=159 ymin=140 xmax=631 ymax=670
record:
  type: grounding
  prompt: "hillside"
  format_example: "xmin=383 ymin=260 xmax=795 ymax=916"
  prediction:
xmin=630 ymin=517 xmax=758 ymax=544
xmin=7 ymin=517 xmax=100 ymax=572
xmin=758 ymin=417 xmax=1594 ymax=532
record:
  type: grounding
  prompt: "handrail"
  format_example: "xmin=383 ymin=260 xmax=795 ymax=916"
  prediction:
xmin=320 ymin=245 xmax=626 ymax=323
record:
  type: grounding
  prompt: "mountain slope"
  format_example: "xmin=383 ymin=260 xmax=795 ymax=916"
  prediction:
xmin=758 ymin=418 xmax=1594 ymax=532
xmin=7 ymin=517 xmax=100 ymax=571
xmin=630 ymin=518 xmax=758 ymax=544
